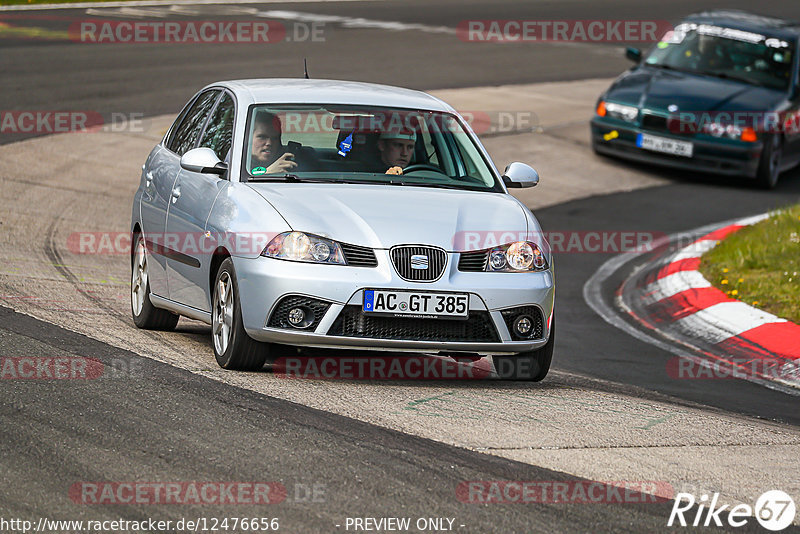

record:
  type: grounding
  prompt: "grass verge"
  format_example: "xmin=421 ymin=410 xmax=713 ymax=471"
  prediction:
xmin=699 ymin=204 xmax=800 ymax=324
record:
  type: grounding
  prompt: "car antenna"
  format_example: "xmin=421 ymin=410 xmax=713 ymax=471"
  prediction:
xmin=303 ymin=58 xmax=310 ymax=79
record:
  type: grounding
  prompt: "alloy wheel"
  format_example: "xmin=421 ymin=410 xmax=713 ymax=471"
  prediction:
xmin=212 ymin=271 xmax=234 ymax=355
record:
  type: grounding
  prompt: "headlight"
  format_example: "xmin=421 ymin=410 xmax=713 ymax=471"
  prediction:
xmin=486 ymin=242 xmax=548 ymax=272
xmin=702 ymin=122 xmax=745 ymax=140
xmin=602 ymin=101 xmax=639 ymax=122
xmin=262 ymin=231 xmax=345 ymax=265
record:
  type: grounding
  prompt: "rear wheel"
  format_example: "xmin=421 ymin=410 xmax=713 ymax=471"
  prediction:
xmin=755 ymin=134 xmax=783 ymax=189
xmin=212 ymin=258 xmax=269 ymax=371
xmin=130 ymin=234 xmax=179 ymax=330
xmin=494 ymin=316 xmax=555 ymax=382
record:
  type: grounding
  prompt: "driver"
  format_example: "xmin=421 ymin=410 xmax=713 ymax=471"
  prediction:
xmin=249 ymin=111 xmax=297 ymax=175
xmin=374 ymin=128 xmax=417 ymax=175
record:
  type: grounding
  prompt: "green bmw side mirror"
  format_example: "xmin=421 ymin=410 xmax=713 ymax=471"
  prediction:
xmin=625 ymin=47 xmax=642 ymax=63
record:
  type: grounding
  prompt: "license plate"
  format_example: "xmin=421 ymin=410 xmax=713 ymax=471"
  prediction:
xmin=363 ymin=289 xmax=469 ymax=319
xmin=636 ymin=133 xmax=693 ymax=157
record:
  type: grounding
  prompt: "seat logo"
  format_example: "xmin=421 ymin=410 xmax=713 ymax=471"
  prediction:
xmin=410 ymin=255 xmax=429 ymax=270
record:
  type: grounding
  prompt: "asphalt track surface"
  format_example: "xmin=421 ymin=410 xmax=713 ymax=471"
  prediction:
xmin=0 ymin=305 xmax=720 ymax=534
xmin=2 ymin=1 xmax=800 ymax=532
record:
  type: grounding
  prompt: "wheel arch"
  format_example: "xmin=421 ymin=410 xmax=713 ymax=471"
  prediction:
xmin=131 ymin=223 xmax=142 ymax=267
xmin=209 ymin=246 xmax=231 ymax=295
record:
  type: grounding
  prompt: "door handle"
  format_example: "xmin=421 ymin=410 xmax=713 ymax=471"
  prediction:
xmin=171 ymin=185 xmax=181 ymax=203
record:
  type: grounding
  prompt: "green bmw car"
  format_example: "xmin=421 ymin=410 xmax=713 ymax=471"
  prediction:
xmin=591 ymin=10 xmax=800 ymax=188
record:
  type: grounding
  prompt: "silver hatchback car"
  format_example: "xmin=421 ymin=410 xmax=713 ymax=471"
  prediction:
xmin=130 ymin=79 xmax=555 ymax=380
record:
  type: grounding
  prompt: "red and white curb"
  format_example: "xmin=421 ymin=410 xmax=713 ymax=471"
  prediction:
xmin=585 ymin=214 xmax=800 ymax=394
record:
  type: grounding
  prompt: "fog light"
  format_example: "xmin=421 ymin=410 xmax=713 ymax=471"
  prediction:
xmin=311 ymin=242 xmax=331 ymax=262
xmin=513 ymin=315 xmax=533 ymax=337
xmin=489 ymin=250 xmax=507 ymax=270
xmin=287 ymin=307 xmax=306 ymax=327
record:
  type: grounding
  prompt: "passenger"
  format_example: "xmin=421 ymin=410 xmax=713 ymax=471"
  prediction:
xmin=249 ymin=111 xmax=297 ymax=175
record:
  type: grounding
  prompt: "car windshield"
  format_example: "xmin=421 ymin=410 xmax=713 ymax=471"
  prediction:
xmin=242 ymin=104 xmax=499 ymax=191
xmin=644 ymin=23 xmax=795 ymax=91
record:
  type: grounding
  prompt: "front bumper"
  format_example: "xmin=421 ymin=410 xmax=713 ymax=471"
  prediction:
xmin=591 ymin=118 xmax=763 ymax=178
xmin=233 ymin=251 xmax=555 ymax=355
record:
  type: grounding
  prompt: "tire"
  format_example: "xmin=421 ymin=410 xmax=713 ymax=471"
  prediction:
xmin=131 ymin=233 xmax=179 ymax=331
xmin=755 ymin=134 xmax=783 ymax=189
xmin=494 ymin=316 xmax=555 ymax=382
xmin=212 ymin=257 xmax=269 ymax=371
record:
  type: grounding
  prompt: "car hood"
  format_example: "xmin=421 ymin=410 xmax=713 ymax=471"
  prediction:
xmin=605 ymin=66 xmax=784 ymax=114
xmin=246 ymin=183 xmax=530 ymax=251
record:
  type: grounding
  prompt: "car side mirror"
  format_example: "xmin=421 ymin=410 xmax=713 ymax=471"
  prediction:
xmin=502 ymin=162 xmax=539 ymax=188
xmin=625 ymin=47 xmax=642 ymax=63
xmin=180 ymin=147 xmax=227 ymax=175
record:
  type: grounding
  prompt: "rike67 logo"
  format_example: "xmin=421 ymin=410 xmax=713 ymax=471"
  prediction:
xmin=668 ymin=490 xmax=796 ymax=531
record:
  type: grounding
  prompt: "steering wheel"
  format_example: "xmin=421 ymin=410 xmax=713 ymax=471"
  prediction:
xmin=402 ymin=163 xmax=444 ymax=174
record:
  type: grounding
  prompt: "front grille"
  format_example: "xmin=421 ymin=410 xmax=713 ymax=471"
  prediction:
xmin=341 ymin=243 xmax=378 ymax=267
xmin=641 ymin=113 xmax=668 ymax=132
xmin=641 ymin=113 xmax=696 ymax=137
xmin=390 ymin=245 xmax=447 ymax=282
xmin=267 ymin=295 xmax=331 ymax=330
xmin=328 ymin=306 xmax=499 ymax=342
xmin=458 ymin=250 xmax=489 ymax=272
xmin=501 ymin=306 xmax=544 ymax=340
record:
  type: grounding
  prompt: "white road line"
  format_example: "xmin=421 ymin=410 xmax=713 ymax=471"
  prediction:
xmin=673 ymin=302 xmax=786 ymax=345
xmin=582 ymin=216 xmax=800 ymax=396
xmin=257 ymin=9 xmax=456 ymax=34
xmin=736 ymin=213 xmax=770 ymax=226
xmin=0 ymin=0 xmax=372 ymax=12
xmin=644 ymin=270 xmax=711 ymax=302
xmin=670 ymin=239 xmax=718 ymax=261
xmin=85 ymin=6 xmax=174 ymax=18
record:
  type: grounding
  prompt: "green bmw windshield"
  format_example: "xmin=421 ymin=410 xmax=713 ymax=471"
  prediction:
xmin=646 ymin=23 xmax=795 ymax=90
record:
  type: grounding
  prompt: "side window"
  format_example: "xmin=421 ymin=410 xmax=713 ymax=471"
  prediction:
xmin=168 ymin=90 xmax=219 ymax=156
xmin=200 ymin=93 xmax=235 ymax=162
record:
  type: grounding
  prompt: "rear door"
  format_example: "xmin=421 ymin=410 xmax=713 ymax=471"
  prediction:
xmin=140 ymin=89 xmax=219 ymax=298
xmin=166 ymin=91 xmax=235 ymax=311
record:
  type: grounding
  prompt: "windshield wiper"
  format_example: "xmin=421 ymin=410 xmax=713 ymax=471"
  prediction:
xmin=248 ymin=175 xmax=484 ymax=190
xmin=249 ymin=174 xmax=386 ymax=185
xmin=699 ymin=70 xmax=765 ymax=87
xmin=248 ymin=173 xmax=304 ymax=182
xmin=647 ymin=63 xmax=690 ymax=72
xmin=387 ymin=181 xmax=485 ymax=191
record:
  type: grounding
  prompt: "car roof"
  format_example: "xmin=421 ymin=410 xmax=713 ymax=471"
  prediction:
xmin=684 ymin=10 xmax=800 ymax=40
xmin=206 ymin=78 xmax=456 ymax=113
